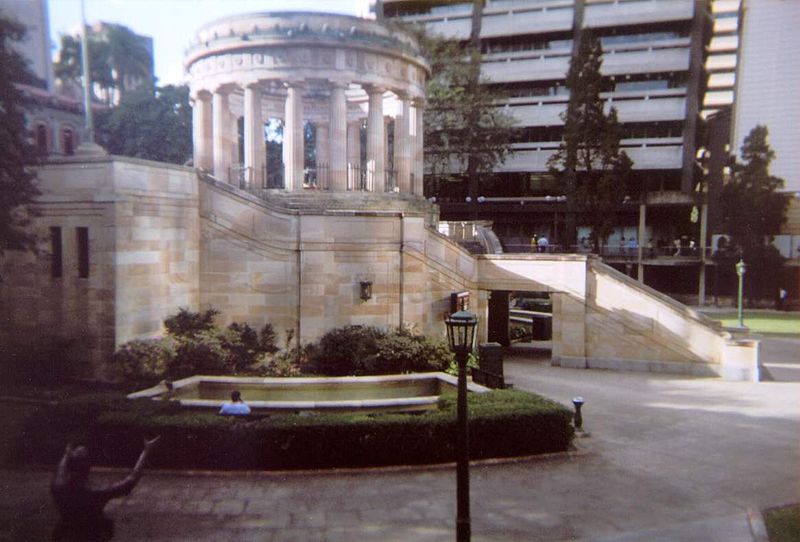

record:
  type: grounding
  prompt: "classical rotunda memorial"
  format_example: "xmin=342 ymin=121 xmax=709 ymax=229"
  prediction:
xmin=186 ymin=12 xmax=428 ymax=197
xmin=0 ymin=11 xmax=756 ymax=382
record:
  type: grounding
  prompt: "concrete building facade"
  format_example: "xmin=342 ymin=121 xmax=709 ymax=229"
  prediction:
xmin=385 ymin=0 xmax=717 ymax=299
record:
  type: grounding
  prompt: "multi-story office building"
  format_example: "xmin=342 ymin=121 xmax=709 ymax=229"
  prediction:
xmin=730 ymin=0 xmax=800 ymax=295
xmin=703 ymin=0 xmax=739 ymax=117
xmin=385 ymin=0 xmax=714 ymax=297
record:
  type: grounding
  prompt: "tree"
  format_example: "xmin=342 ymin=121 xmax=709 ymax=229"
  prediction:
xmin=0 ymin=11 xmax=40 ymax=255
xmin=547 ymin=31 xmax=632 ymax=251
xmin=53 ymin=33 xmax=113 ymax=102
xmin=95 ymin=84 xmax=192 ymax=165
xmin=719 ymin=125 xmax=788 ymax=301
xmin=102 ymin=23 xmax=153 ymax=101
xmin=54 ymin=23 xmax=152 ymax=105
xmin=412 ymin=19 xmax=516 ymax=201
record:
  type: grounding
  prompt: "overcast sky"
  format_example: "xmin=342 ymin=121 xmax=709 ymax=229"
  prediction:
xmin=48 ymin=0 xmax=372 ymax=86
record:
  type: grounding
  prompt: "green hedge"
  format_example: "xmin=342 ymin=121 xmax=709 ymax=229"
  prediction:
xmin=19 ymin=390 xmax=574 ymax=470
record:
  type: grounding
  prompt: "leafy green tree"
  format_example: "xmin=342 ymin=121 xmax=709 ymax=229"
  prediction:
xmin=95 ymin=84 xmax=192 ymax=165
xmin=53 ymin=33 xmax=113 ymax=102
xmin=54 ymin=22 xmax=152 ymax=105
xmin=102 ymin=23 xmax=153 ymax=100
xmin=0 ymin=11 xmax=40 ymax=255
xmin=547 ymin=31 xmax=632 ymax=251
xmin=719 ymin=125 xmax=788 ymax=301
xmin=414 ymin=20 xmax=516 ymax=201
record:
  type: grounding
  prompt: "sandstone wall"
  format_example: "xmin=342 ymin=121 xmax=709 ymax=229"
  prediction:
xmin=197 ymin=178 xmax=478 ymax=346
xmin=0 ymin=157 xmax=199 ymax=376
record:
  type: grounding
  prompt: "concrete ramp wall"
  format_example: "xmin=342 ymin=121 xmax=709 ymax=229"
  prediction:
xmin=475 ymin=254 xmax=759 ymax=381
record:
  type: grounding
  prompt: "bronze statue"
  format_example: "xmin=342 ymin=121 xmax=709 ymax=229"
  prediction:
xmin=51 ymin=436 xmax=159 ymax=541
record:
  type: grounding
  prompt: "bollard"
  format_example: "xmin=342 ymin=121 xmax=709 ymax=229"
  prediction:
xmin=572 ymin=396 xmax=584 ymax=432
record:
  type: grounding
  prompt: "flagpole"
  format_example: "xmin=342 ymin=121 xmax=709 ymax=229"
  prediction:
xmin=80 ymin=0 xmax=94 ymax=143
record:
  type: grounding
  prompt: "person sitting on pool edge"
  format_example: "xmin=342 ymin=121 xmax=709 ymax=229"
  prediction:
xmin=219 ymin=390 xmax=251 ymax=416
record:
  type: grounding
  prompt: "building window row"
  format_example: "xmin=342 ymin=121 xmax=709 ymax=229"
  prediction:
xmin=49 ymin=227 xmax=90 ymax=279
xmin=481 ymin=32 xmax=573 ymax=55
xmin=507 ymin=121 xmax=683 ymax=144
xmin=31 ymin=121 xmax=79 ymax=156
xmin=494 ymin=72 xmax=687 ymax=99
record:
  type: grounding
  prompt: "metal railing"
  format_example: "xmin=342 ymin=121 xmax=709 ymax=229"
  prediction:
xmin=224 ymin=163 xmax=400 ymax=195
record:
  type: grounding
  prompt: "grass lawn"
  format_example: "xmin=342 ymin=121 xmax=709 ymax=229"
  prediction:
xmin=700 ymin=310 xmax=800 ymax=336
xmin=764 ymin=504 xmax=800 ymax=542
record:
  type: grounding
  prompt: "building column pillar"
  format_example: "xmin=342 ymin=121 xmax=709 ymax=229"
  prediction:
xmin=384 ymin=115 xmax=393 ymax=191
xmin=329 ymin=82 xmax=348 ymax=191
xmin=212 ymin=87 xmax=232 ymax=182
xmin=244 ymin=82 xmax=265 ymax=188
xmin=347 ymin=120 xmax=362 ymax=190
xmin=192 ymin=90 xmax=213 ymax=171
xmin=637 ymin=203 xmax=646 ymax=282
xmin=315 ymin=123 xmax=329 ymax=189
xmin=284 ymin=81 xmax=305 ymax=191
xmin=698 ymin=202 xmax=708 ymax=306
xmin=413 ymin=98 xmax=425 ymax=197
xmin=366 ymin=86 xmax=386 ymax=192
xmin=395 ymin=94 xmax=411 ymax=194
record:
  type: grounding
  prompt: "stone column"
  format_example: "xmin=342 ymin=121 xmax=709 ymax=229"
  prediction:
xmin=212 ymin=88 xmax=231 ymax=182
xmin=413 ymin=99 xmax=425 ymax=197
xmin=329 ymin=82 xmax=348 ymax=191
xmin=315 ymin=123 xmax=329 ymax=189
xmin=384 ymin=115 xmax=392 ymax=190
xmin=698 ymin=202 xmax=708 ymax=305
xmin=244 ymin=82 xmax=265 ymax=188
xmin=366 ymin=86 xmax=386 ymax=192
xmin=395 ymin=94 xmax=411 ymax=194
xmin=347 ymin=120 xmax=362 ymax=190
xmin=192 ymin=90 xmax=213 ymax=171
xmin=230 ymin=114 xmax=241 ymax=184
xmin=284 ymin=81 xmax=305 ymax=191
xmin=637 ymin=203 xmax=646 ymax=282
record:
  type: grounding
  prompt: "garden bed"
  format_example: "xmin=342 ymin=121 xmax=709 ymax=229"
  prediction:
xmin=17 ymin=389 xmax=574 ymax=470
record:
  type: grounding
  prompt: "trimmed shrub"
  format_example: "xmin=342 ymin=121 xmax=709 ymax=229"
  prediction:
xmin=112 ymin=308 xmax=284 ymax=384
xmin=166 ymin=329 xmax=230 ymax=379
xmin=258 ymin=323 xmax=279 ymax=354
xmin=111 ymin=337 xmax=176 ymax=386
xmin=308 ymin=325 xmax=387 ymax=375
xmin=19 ymin=389 xmax=574 ymax=470
xmin=307 ymin=326 xmax=455 ymax=376
xmin=164 ymin=307 xmax=219 ymax=338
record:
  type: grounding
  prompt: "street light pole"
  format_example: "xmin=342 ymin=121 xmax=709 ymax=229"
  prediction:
xmin=456 ymin=346 xmax=470 ymax=542
xmin=736 ymin=259 xmax=746 ymax=327
xmin=445 ymin=309 xmax=478 ymax=542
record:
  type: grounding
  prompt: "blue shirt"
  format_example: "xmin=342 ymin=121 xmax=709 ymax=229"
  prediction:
xmin=219 ymin=402 xmax=251 ymax=416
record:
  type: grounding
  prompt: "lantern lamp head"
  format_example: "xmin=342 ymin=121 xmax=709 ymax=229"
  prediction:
xmin=445 ymin=309 xmax=478 ymax=355
xmin=359 ymin=280 xmax=372 ymax=301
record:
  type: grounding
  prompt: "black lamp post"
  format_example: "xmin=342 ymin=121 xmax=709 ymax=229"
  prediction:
xmin=736 ymin=259 xmax=746 ymax=327
xmin=445 ymin=309 xmax=478 ymax=542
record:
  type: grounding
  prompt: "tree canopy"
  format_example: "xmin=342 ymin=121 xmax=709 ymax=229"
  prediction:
xmin=55 ymin=22 xmax=152 ymax=105
xmin=95 ymin=84 xmax=192 ymax=165
xmin=0 ymin=10 xmax=40 ymax=255
xmin=412 ymin=18 xmax=516 ymax=201
xmin=719 ymin=125 xmax=788 ymax=300
xmin=547 ymin=31 xmax=632 ymax=250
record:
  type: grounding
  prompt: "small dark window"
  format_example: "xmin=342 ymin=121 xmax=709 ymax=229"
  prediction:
xmin=76 ymin=227 xmax=89 ymax=278
xmin=50 ymin=227 xmax=62 ymax=278
xmin=63 ymin=128 xmax=74 ymax=155
xmin=37 ymin=124 xmax=48 ymax=155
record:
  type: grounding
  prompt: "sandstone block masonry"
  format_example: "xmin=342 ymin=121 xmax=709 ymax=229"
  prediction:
xmin=1 ymin=156 xmax=758 ymax=380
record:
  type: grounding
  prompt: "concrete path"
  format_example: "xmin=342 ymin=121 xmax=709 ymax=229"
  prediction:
xmin=2 ymin=353 xmax=799 ymax=541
